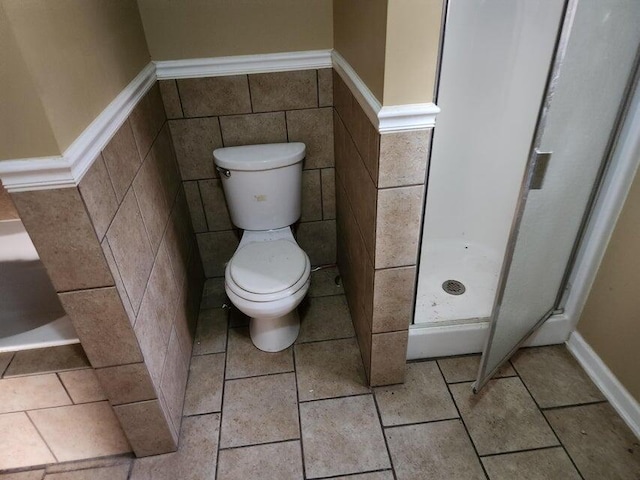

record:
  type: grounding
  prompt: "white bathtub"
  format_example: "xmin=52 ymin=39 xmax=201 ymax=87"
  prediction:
xmin=0 ymin=219 xmax=78 ymax=353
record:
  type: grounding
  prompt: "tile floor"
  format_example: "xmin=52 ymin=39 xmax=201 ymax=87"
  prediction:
xmin=3 ymin=268 xmax=640 ymax=479
xmin=0 ymin=344 xmax=132 ymax=473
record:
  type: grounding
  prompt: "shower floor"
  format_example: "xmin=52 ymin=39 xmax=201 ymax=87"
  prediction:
xmin=415 ymin=240 xmax=503 ymax=324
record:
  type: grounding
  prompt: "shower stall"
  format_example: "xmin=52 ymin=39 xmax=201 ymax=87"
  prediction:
xmin=415 ymin=1 xmax=565 ymax=326
xmin=412 ymin=0 xmax=640 ymax=371
xmin=0 ymin=206 xmax=78 ymax=353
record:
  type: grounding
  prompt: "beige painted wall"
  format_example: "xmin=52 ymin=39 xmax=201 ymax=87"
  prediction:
xmin=578 ymin=166 xmax=640 ymax=403
xmin=384 ymin=0 xmax=442 ymax=105
xmin=333 ymin=0 xmax=443 ymax=105
xmin=2 ymin=0 xmax=150 ymax=155
xmin=136 ymin=0 xmax=333 ymax=60
xmin=333 ymin=0 xmax=388 ymax=103
xmin=0 ymin=4 xmax=59 ymax=160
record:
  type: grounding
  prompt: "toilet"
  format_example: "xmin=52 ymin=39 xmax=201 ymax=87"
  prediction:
xmin=213 ymin=142 xmax=311 ymax=352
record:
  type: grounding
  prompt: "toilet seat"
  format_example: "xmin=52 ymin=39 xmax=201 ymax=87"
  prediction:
xmin=226 ymin=239 xmax=311 ymax=303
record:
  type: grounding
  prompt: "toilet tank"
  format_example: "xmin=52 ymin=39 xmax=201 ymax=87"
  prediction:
xmin=213 ymin=143 xmax=306 ymax=230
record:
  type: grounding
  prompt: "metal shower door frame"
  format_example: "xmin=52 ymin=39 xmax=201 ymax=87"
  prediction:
xmin=474 ymin=0 xmax=640 ymax=392
xmin=473 ymin=0 xmax=577 ymax=392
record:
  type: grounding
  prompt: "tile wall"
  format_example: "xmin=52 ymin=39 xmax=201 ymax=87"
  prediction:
xmin=159 ymin=68 xmax=336 ymax=278
xmin=333 ymin=71 xmax=431 ymax=386
xmin=10 ymin=84 xmax=204 ymax=456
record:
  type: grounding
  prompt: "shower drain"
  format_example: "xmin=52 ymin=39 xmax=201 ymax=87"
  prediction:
xmin=442 ymin=279 xmax=466 ymax=296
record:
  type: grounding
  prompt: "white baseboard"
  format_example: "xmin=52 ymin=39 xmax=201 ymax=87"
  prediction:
xmin=407 ymin=313 xmax=571 ymax=360
xmin=567 ymin=332 xmax=640 ymax=439
xmin=407 ymin=321 xmax=488 ymax=360
xmin=0 ymin=63 xmax=156 ymax=193
xmin=155 ymin=49 xmax=332 ymax=79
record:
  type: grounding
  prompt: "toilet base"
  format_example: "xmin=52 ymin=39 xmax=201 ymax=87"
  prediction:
xmin=249 ymin=310 xmax=300 ymax=352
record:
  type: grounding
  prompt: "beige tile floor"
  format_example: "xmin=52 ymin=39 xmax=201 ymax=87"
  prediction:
xmin=0 ymin=344 xmax=132 ymax=474
xmin=4 ymin=268 xmax=640 ymax=479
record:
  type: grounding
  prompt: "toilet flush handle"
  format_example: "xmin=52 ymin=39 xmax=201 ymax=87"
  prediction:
xmin=216 ymin=166 xmax=231 ymax=178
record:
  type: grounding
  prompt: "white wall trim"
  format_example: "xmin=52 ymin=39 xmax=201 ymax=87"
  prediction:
xmin=567 ymin=332 xmax=640 ymax=439
xmin=331 ymin=51 xmax=382 ymax=128
xmin=0 ymin=63 xmax=156 ymax=193
xmin=155 ymin=49 xmax=333 ymax=79
xmin=378 ymin=104 xmax=441 ymax=133
xmin=407 ymin=314 xmax=570 ymax=360
xmin=331 ymin=50 xmax=440 ymax=133
xmin=0 ymin=50 xmax=440 ymax=191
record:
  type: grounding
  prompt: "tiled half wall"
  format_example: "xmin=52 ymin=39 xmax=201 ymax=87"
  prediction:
xmin=159 ymin=68 xmax=336 ymax=277
xmin=333 ymin=71 xmax=431 ymax=386
xmin=10 ymin=84 xmax=204 ymax=456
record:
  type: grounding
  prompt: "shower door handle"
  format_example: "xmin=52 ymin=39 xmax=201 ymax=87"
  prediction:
xmin=529 ymin=149 xmax=552 ymax=190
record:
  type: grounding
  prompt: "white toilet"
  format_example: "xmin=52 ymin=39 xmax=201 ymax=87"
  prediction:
xmin=213 ymin=142 xmax=311 ymax=352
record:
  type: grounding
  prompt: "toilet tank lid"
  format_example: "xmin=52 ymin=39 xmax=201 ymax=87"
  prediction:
xmin=213 ymin=142 xmax=306 ymax=171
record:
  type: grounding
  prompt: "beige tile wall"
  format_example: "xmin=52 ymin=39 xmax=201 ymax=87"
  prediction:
xmin=160 ymin=68 xmax=336 ymax=279
xmin=333 ymin=71 xmax=431 ymax=386
xmin=11 ymin=83 xmax=204 ymax=456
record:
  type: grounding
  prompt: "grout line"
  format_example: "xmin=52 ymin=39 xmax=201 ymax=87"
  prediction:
xmin=104 ymin=237 xmax=136 ymax=320
xmin=1 ymin=352 xmax=16 ymax=378
xmin=298 ymin=391 xmax=373 ymax=405
xmin=169 ymin=104 xmax=323 ymax=121
xmin=435 ymin=361 xmax=491 ymax=480
xmin=284 ymin=110 xmax=290 ymax=143
xmin=77 ymin=153 xmax=119 ymax=245
xmin=478 ymin=444 xmax=566 ymax=459
xmin=312 ymin=469 xmax=395 ymax=480
xmin=292 ymin=342 xmax=307 ymax=479
xmin=126 ymin=456 xmax=135 ymax=480
xmin=11 ymin=399 xmax=107 ymax=415
xmin=56 ymin=283 xmax=115 ymax=295
xmin=132 ymin=188 xmax=157 ymax=263
xmin=43 ymin=453 xmax=134 ymax=475
xmin=515 ymin=375 xmax=587 ymax=480
xmin=25 ymin=411 xmax=59 ymax=463
xmin=180 ymin=165 xmax=330 ymax=183
xmin=225 ymin=369 xmax=296 ymax=383
xmin=55 ymin=372 xmax=75 ymax=404
xmin=217 ymin=436 xmax=301 ymax=453
xmin=246 ymin=75 xmax=254 ymax=113
xmin=316 ymin=69 xmax=320 ymax=108
xmin=445 ymin=375 xmax=519 ymax=386
xmin=294 ymin=334 xmax=355 ymax=346
xmin=213 ymin=308 xmax=230 ymax=479
xmin=539 ymin=399 xmax=608 ymax=412
xmin=182 ymin=410 xmax=222 ymax=419
xmin=1 ymin=365 xmax=92 ymax=380
xmin=319 ymin=168 xmax=325 ymax=221
xmin=195 ymin=181 xmax=211 ymax=232
xmin=382 ymin=416 xmax=462 ymax=431
xmin=173 ymin=79 xmax=186 ymax=118
xmin=372 ymin=391 xmax=398 ymax=480
xmin=217 ymin=116 xmax=226 ymax=149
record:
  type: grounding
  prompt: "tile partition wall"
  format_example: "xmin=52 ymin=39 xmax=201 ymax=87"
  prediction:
xmin=10 ymin=84 xmax=204 ymax=456
xmin=333 ymin=71 xmax=431 ymax=386
xmin=158 ymin=68 xmax=336 ymax=277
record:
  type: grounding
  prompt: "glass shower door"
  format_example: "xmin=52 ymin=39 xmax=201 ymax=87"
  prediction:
xmin=475 ymin=0 xmax=640 ymax=390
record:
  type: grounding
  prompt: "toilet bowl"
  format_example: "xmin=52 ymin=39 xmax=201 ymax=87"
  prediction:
xmin=213 ymin=142 xmax=310 ymax=352
xmin=225 ymin=228 xmax=310 ymax=352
